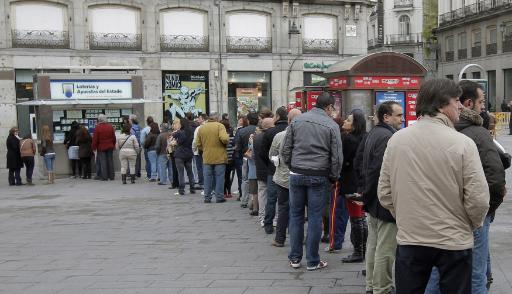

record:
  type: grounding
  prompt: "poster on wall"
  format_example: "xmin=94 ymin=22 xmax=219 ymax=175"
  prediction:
xmin=162 ymin=71 xmax=208 ymax=120
xmin=406 ymin=91 xmax=418 ymax=126
xmin=375 ymin=91 xmax=405 ymax=128
xmin=236 ymin=88 xmax=259 ymax=116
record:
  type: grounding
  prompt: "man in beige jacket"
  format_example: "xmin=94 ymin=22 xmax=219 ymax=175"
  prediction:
xmin=378 ymin=78 xmax=490 ymax=294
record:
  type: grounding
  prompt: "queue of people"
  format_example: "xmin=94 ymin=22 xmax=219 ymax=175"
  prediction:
xmin=4 ymin=78 xmax=508 ymax=294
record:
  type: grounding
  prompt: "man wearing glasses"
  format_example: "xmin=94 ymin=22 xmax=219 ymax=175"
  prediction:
xmin=281 ymin=92 xmax=343 ymax=271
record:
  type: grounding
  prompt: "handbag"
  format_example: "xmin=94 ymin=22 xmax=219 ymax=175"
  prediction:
xmin=68 ymin=146 xmax=79 ymax=160
xmin=166 ymin=136 xmax=177 ymax=157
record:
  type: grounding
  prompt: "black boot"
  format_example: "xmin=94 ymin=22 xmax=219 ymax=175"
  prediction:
xmin=342 ymin=217 xmax=365 ymax=263
xmin=122 ymin=174 xmax=127 ymax=184
xmin=130 ymin=174 xmax=135 ymax=184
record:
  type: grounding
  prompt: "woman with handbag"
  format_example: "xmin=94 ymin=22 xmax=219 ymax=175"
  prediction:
xmin=64 ymin=121 xmax=81 ymax=178
xmin=117 ymin=123 xmax=140 ymax=184
xmin=41 ymin=125 xmax=56 ymax=184
xmin=77 ymin=126 xmax=93 ymax=179
xmin=171 ymin=118 xmax=196 ymax=195
xmin=20 ymin=133 xmax=36 ymax=185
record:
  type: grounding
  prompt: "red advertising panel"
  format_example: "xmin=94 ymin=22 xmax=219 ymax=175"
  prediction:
xmin=295 ymin=91 xmax=302 ymax=108
xmin=307 ymin=91 xmax=321 ymax=110
xmin=329 ymin=77 xmax=349 ymax=89
xmin=352 ymin=76 xmax=421 ymax=89
xmin=406 ymin=91 xmax=418 ymax=126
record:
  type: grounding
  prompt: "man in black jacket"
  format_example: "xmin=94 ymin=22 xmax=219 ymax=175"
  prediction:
xmin=425 ymin=80 xmax=506 ymax=293
xmin=362 ymin=101 xmax=403 ymax=294
xmin=261 ymin=107 xmax=289 ymax=234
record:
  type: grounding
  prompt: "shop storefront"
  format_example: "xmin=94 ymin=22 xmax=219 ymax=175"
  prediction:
xmin=17 ymin=74 xmax=146 ymax=175
xmin=162 ymin=71 xmax=209 ymax=122
xmin=227 ymin=71 xmax=271 ymax=120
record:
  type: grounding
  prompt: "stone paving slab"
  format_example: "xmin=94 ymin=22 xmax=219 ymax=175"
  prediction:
xmin=0 ymin=135 xmax=511 ymax=293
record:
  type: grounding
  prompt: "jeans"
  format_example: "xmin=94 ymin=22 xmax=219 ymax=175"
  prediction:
xmin=240 ymin=159 xmax=250 ymax=206
xmin=329 ymin=181 xmax=349 ymax=250
xmin=194 ymin=154 xmax=204 ymax=185
xmin=264 ymin=175 xmax=278 ymax=227
xmin=203 ymin=164 xmax=225 ymax=201
xmin=8 ymin=168 xmax=21 ymax=185
xmin=98 ymin=150 xmax=114 ymax=180
xmin=21 ymin=156 xmax=34 ymax=182
xmin=425 ymin=215 xmax=492 ymax=294
xmin=396 ymin=245 xmax=472 ymax=294
xmin=144 ymin=149 xmax=151 ymax=178
xmin=175 ymin=157 xmax=195 ymax=194
xmin=44 ymin=153 xmax=56 ymax=172
xmin=147 ymin=150 xmax=158 ymax=180
xmin=135 ymin=152 xmax=141 ymax=177
xmin=234 ymin=157 xmax=243 ymax=196
xmin=95 ymin=154 xmax=101 ymax=178
xmin=157 ymin=154 xmax=172 ymax=184
xmin=288 ymin=174 xmax=329 ymax=267
xmin=275 ymin=184 xmax=290 ymax=244
xmin=366 ymin=215 xmax=398 ymax=294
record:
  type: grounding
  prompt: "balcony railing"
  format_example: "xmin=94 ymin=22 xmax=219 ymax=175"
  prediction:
xmin=12 ymin=29 xmax=69 ymax=49
xmin=472 ymin=45 xmax=482 ymax=57
xmin=89 ymin=32 xmax=142 ymax=51
xmin=160 ymin=35 xmax=209 ymax=52
xmin=445 ymin=51 xmax=455 ymax=62
xmin=504 ymin=36 xmax=512 ymax=53
xmin=458 ymin=48 xmax=468 ymax=59
xmin=302 ymin=38 xmax=338 ymax=54
xmin=394 ymin=0 xmax=413 ymax=8
xmin=226 ymin=36 xmax=271 ymax=53
xmin=439 ymin=0 xmax=512 ymax=26
xmin=386 ymin=33 xmax=422 ymax=45
xmin=486 ymin=43 xmax=497 ymax=55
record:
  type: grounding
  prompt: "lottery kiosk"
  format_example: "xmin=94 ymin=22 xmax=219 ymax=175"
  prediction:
xmin=323 ymin=52 xmax=427 ymax=127
xmin=18 ymin=74 xmax=146 ymax=175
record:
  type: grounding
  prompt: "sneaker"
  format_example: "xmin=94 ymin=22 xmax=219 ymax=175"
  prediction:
xmin=174 ymin=192 xmax=185 ymax=196
xmin=204 ymin=199 xmax=211 ymax=203
xmin=307 ymin=260 xmax=328 ymax=271
xmin=149 ymin=179 xmax=157 ymax=182
xmin=273 ymin=219 xmax=277 ymax=227
xmin=260 ymin=220 xmax=265 ymax=228
xmin=240 ymin=204 xmax=248 ymax=208
xmin=271 ymin=240 xmax=284 ymax=247
xmin=157 ymin=182 xmax=166 ymax=185
xmin=201 ymin=191 xmax=205 ymax=196
xmin=324 ymin=246 xmax=341 ymax=253
xmin=216 ymin=198 xmax=226 ymax=203
xmin=289 ymin=260 xmax=301 ymax=269
xmin=249 ymin=211 xmax=258 ymax=216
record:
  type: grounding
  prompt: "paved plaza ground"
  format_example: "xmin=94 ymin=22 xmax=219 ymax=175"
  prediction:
xmin=1 ymin=136 xmax=512 ymax=294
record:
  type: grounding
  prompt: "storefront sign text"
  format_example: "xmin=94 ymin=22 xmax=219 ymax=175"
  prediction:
xmin=50 ymin=80 xmax=132 ymax=99
xmin=353 ymin=76 xmax=421 ymax=89
xmin=304 ymin=62 xmax=334 ymax=70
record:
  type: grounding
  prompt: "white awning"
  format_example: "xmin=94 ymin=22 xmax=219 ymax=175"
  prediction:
xmin=17 ymin=99 xmax=163 ymax=106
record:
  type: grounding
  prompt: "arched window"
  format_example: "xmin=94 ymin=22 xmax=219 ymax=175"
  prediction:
xmin=160 ymin=9 xmax=208 ymax=52
xmin=226 ymin=11 xmax=271 ymax=53
xmin=399 ymin=15 xmax=410 ymax=35
xmin=302 ymin=14 xmax=338 ymax=53
xmin=11 ymin=1 xmax=68 ymax=48
xmin=88 ymin=5 xmax=141 ymax=50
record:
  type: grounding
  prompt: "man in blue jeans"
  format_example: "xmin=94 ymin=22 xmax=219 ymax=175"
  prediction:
xmin=281 ymin=93 xmax=343 ymax=271
xmin=424 ymin=80 xmax=506 ymax=294
xmin=196 ymin=112 xmax=230 ymax=203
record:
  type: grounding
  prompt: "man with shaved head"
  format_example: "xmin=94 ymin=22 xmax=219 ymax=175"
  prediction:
xmin=269 ymin=108 xmax=301 ymax=247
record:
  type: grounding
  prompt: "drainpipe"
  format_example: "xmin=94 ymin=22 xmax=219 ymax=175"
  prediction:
xmin=216 ymin=0 xmax=223 ymax=114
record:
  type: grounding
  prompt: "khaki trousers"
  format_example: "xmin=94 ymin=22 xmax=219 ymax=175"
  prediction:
xmin=119 ymin=153 xmax=137 ymax=175
xmin=365 ymin=214 xmax=398 ymax=294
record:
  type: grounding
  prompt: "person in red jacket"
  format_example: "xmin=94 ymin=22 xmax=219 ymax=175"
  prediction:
xmin=92 ymin=114 xmax=117 ymax=181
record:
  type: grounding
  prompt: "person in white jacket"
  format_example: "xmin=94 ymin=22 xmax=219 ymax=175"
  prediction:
xmin=118 ymin=123 xmax=140 ymax=184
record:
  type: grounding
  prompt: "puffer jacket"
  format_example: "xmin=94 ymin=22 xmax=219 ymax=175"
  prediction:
xmin=378 ymin=113 xmax=489 ymax=250
xmin=270 ymin=129 xmax=289 ymax=189
xmin=117 ymin=133 xmax=140 ymax=157
xmin=281 ymin=107 xmax=343 ymax=182
xmin=455 ymin=108 xmax=506 ymax=218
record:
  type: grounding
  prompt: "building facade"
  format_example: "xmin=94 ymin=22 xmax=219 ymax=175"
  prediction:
xmin=0 ymin=0 xmax=372 ymax=167
xmin=367 ymin=0 xmax=438 ymax=75
xmin=436 ymin=0 xmax=512 ymax=112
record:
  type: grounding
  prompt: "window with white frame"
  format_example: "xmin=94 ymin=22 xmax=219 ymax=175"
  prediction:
xmin=160 ymin=9 xmax=208 ymax=52
xmin=11 ymin=1 xmax=68 ymax=48
xmin=226 ymin=12 xmax=271 ymax=52
xmin=88 ymin=5 xmax=141 ymax=50
xmin=302 ymin=14 xmax=338 ymax=53
xmin=399 ymin=15 xmax=410 ymax=35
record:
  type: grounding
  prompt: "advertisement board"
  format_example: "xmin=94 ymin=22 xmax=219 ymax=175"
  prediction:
xmin=236 ymin=88 xmax=259 ymax=116
xmin=163 ymin=71 xmax=208 ymax=119
xmin=307 ymin=91 xmax=322 ymax=110
xmin=353 ymin=76 xmax=421 ymax=89
xmin=50 ymin=80 xmax=132 ymax=99
xmin=406 ymin=91 xmax=418 ymax=126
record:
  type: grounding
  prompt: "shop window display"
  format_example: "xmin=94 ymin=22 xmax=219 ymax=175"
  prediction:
xmin=228 ymin=71 xmax=271 ymax=119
